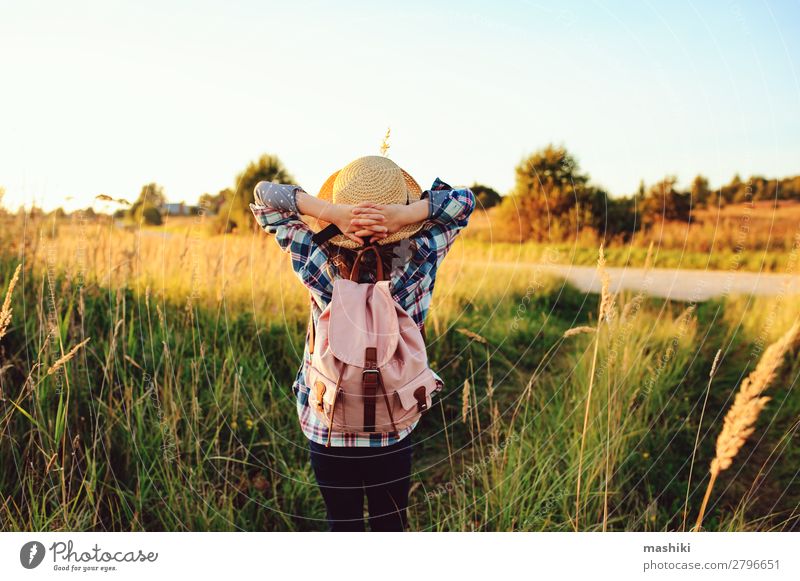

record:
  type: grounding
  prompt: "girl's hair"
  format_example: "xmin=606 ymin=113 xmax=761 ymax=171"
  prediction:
xmin=326 ymin=242 xmax=404 ymax=282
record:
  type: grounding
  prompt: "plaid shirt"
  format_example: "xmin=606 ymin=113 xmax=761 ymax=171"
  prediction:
xmin=250 ymin=178 xmax=475 ymax=447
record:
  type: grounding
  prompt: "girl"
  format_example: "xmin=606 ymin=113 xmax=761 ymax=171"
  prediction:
xmin=250 ymin=155 xmax=474 ymax=531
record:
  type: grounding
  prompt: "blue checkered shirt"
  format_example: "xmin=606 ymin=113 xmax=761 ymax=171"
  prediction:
xmin=250 ymin=178 xmax=474 ymax=447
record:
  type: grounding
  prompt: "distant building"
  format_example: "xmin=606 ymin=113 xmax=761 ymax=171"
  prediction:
xmin=162 ymin=202 xmax=199 ymax=216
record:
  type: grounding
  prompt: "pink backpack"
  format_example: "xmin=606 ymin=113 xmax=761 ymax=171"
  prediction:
xmin=307 ymin=246 xmax=440 ymax=446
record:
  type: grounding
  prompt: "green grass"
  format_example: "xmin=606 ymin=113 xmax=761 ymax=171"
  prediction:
xmin=459 ymin=240 xmax=793 ymax=273
xmin=0 ymin=256 xmax=798 ymax=531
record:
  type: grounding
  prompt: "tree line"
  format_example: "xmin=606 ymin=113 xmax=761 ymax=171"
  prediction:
xmin=194 ymin=146 xmax=800 ymax=240
xmin=4 ymin=146 xmax=799 ymax=240
xmin=492 ymin=145 xmax=800 ymax=242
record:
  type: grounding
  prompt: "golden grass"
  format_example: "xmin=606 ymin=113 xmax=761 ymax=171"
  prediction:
xmin=597 ymin=245 xmax=615 ymax=324
xmin=46 ymin=337 xmax=91 ymax=376
xmin=0 ymin=264 xmax=21 ymax=340
xmin=461 ymin=379 xmax=471 ymax=424
xmin=562 ymin=326 xmax=596 ymax=338
xmin=5 ymin=220 xmax=564 ymax=331
xmin=694 ymin=321 xmax=800 ymax=530
xmin=575 ymin=245 xmax=615 ymax=531
xmin=682 ymin=348 xmax=722 ymax=530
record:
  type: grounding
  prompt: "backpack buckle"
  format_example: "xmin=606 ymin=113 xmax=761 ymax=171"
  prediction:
xmin=362 ymin=368 xmax=380 ymax=390
xmin=313 ymin=381 xmax=326 ymax=412
xmin=414 ymin=386 xmax=428 ymax=412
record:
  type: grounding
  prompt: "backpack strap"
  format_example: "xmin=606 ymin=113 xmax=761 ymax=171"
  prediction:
xmin=312 ymin=223 xmax=342 ymax=245
xmin=376 ymin=369 xmax=399 ymax=436
xmin=307 ymin=314 xmax=315 ymax=355
xmin=349 ymin=244 xmax=385 ymax=282
xmin=325 ymin=365 xmax=347 ymax=447
xmin=360 ymin=347 xmax=398 ymax=435
xmin=362 ymin=347 xmax=379 ymax=432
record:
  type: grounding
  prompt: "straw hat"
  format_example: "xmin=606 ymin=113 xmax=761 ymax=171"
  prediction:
xmin=315 ymin=156 xmax=424 ymax=249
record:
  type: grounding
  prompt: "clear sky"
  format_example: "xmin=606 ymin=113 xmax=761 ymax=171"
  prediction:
xmin=1 ymin=0 xmax=799 ymax=211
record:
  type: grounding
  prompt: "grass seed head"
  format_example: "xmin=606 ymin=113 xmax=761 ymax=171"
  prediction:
xmin=563 ymin=326 xmax=596 ymax=338
xmin=47 ymin=337 xmax=91 ymax=376
xmin=710 ymin=320 xmax=800 ymax=475
xmin=0 ymin=264 xmax=22 ymax=340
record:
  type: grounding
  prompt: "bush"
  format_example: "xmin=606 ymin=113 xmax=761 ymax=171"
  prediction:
xmin=471 ymin=184 xmax=502 ymax=209
xmin=141 ymin=206 xmax=163 ymax=226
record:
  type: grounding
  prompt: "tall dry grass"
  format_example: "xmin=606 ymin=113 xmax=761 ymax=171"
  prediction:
xmin=1 ymin=212 xmax=798 ymax=532
xmin=682 ymin=348 xmax=722 ymax=530
xmin=0 ymin=264 xmax=21 ymax=340
xmin=574 ymin=244 xmax=615 ymax=531
xmin=694 ymin=321 xmax=800 ymax=530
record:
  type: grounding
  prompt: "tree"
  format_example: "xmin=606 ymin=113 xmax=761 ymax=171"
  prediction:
xmin=134 ymin=182 xmax=166 ymax=208
xmin=707 ymin=187 xmax=724 ymax=210
xmin=129 ymin=183 xmax=166 ymax=224
xmin=141 ymin=206 xmax=163 ymax=226
xmin=731 ymin=176 xmax=753 ymax=204
xmin=198 ymin=190 xmax=226 ymax=214
xmin=496 ymin=145 xmax=593 ymax=241
xmin=26 ymin=205 xmax=45 ymax=219
xmin=603 ymin=195 xmax=640 ymax=240
xmin=215 ymin=154 xmax=295 ymax=233
xmin=641 ymin=176 xmax=692 ymax=225
xmin=785 ymin=176 xmax=800 ymax=200
xmin=691 ymin=175 xmax=711 ymax=207
xmin=721 ymin=174 xmax=743 ymax=204
xmin=470 ymin=183 xmax=502 ymax=209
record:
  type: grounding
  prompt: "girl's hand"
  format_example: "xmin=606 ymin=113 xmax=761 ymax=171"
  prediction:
xmin=348 ymin=202 xmax=389 ymax=243
xmin=331 ymin=204 xmax=387 ymax=245
xmin=353 ymin=200 xmax=428 ymax=236
xmin=296 ymin=191 xmax=387 ymax=245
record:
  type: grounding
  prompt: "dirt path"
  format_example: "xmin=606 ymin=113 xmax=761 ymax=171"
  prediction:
xmin=479 ymin=262 xmax=800 ymax=301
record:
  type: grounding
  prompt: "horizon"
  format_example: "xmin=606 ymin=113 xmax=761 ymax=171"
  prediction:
xmin=1 ymin=0 xmax=799 ymax=212
xmin=3 ymin=165 xmax=800 ymax=215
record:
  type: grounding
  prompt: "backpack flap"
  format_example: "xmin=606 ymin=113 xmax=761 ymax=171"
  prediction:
xmin=327 ymin=280 xmax=399 ymax=367
xmin=307 ymin=367 xmax=341 ymax=409
xmin=394 ymin=368 xmax=439 ymax=414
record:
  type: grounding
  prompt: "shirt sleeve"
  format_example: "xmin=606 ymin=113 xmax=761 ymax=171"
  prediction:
xmin=391 ymin=179 xmax=475 ymax=306
xmin=254 ymin=181 xmax=301 ymax=213
xmin=422 ymin=177 xmax=476 ymax=258
xmin=250 ymin=181 xmax=333 ymax=308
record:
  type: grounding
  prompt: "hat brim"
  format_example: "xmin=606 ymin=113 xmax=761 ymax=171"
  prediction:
xmin=311 ymin=167 xmax=425 ymax=249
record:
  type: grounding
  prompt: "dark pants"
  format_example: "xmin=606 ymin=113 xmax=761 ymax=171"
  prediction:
xmin=308 ymin=436 xmax=413 ymax=532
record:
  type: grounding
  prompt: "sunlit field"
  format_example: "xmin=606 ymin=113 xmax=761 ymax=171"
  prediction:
xmin=1 ymin=211 xmax=799 ymax=532
xmin=464 ymin=201 xmax=800 ymax=273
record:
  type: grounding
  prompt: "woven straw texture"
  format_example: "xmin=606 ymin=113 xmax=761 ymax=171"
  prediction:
xmin=315 ymin=156 xmax=424 ymax=248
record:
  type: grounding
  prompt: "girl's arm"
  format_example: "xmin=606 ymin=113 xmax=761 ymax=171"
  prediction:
xmin=250 ymin=182 xmax=374 ymax=309
xmin=249 ymin=181 xmax=380 ymax=307
xmin=255 ymin=182 xmax=386 ymax=246
xmin=250 ymin=186 xmax=333 ymax=308
xmin=382 ymin=179 xmax=475 ymax=307
xmin=352 ymin=178 xmax=474 ymax=241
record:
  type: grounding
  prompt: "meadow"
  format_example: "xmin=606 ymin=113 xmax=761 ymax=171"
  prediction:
xmin=0 ymin=211 xmax=799 ymax=531
xmin=463 ymin=200 xmax=800 ymax=273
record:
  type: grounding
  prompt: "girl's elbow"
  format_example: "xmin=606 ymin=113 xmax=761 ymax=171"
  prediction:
xmin=253 ymin=181 xmax=269 ymax=205
xmin=460 ymin=188 xmax=477 ymax=219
